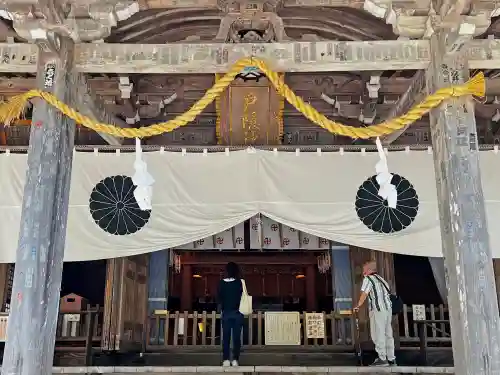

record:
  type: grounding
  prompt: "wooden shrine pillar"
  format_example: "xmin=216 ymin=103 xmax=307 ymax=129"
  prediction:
xmin=426 ymin=31 xmax=500 ymax=375
xmin=180 ymin=263 xmax=192 ymax=311
xmin=2 ymin=38 xmax=76 ymax=375
xmin=102 ymin=255 xmax=149 ymax=352
xmin=305 ymin=264 xmax=317 ymax=312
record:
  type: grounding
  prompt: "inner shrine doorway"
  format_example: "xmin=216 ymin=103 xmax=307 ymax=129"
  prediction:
xmin=169 ymin=251 xmax=331 ymax=313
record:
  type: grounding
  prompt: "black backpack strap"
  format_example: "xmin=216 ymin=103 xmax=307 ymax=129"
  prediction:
xmin=366 ymin=276 xmax=381 ymax=311
xmin=374 ymin=274 xmax=391 ymax=294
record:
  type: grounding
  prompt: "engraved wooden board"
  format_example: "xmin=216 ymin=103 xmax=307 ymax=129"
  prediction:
xmin=216 ymin=76 xmax=283 ymax=146
xmin=264 ymin=312 xmax=301 ymax=345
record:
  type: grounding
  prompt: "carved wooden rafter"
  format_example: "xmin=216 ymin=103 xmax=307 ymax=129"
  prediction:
xmin=108 ymin=7 xmax=394 ymax=43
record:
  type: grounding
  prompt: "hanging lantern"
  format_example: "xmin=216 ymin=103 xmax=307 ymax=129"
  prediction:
xmin=325 ymin=252 xmax=331 ymax=270
xmin=317 ymin=252 xmax=331 ymax=274
xmin=174 ymin=253 xmax=182 ymax=274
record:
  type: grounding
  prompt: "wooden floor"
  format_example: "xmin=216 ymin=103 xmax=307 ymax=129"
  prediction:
xmin=50 ymin=366 xmax=455 ymax=374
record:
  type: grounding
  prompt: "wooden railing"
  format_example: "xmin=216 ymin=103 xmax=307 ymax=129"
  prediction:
xmin=0 ymin=309 xmax=103 ymax=343
xmin=0 ymin=304 xmax=451 ymax=353
xmin=0 ymin=309 xmax=103 ymax=365
xmin=399 ymin=304 xmax=451 ymax=344
xmin=55 ymin=309 xmax=103 ymax=343
xmin=147 ymin=311 xmax=355 ymax=349
xmin=147 ymin=304 xmax=452 ymax=349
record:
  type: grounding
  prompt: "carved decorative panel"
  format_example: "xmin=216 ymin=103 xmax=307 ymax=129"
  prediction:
xmin=216 ymin=75 xmax=284 ymax=145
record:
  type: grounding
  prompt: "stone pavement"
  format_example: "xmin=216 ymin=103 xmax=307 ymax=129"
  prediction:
xmin=50 ymin=366 xmax=455 ymax=374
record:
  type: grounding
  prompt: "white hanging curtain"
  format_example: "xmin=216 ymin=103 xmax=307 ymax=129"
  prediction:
xmin=428 ymin=257 xmax=448 ymax=303
xmin=2 ymin=149 xmax=500 ymax=262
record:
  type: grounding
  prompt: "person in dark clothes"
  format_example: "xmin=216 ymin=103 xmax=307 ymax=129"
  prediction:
xmin=217 ymin=262 xmax=243 ymax=367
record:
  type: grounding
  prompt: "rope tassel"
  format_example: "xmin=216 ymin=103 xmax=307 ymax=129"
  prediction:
xmin=0 ymin=58 xmax=485 ymax=140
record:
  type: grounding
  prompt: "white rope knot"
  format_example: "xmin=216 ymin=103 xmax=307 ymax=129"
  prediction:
xmin=132 ymin=138 xmax=155 ymax=211
xmin=375 ymin=137 xmax=397 ymax=209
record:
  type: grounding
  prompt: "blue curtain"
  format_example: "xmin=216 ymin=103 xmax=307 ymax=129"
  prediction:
xmin=147 ymin=249 xmax=170 ymax=344
xmin=331 ymin=247 xmax=352 ymax=311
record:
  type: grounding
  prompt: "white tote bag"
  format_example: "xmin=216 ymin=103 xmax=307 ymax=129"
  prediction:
xmin=239 ymin=279 xmax=253 ymax=315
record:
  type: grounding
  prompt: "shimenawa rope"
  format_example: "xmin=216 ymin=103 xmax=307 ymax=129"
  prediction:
xmin=0 ymin=57 xmax=485 ymax=140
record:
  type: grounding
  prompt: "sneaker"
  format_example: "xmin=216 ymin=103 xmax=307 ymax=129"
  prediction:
xmin=388 ymin=360 xmax=397 ymax=366
xmin=231 ymin=360 xmax=239 ymax=366
xmin=222 ymin=360 xmax=231 ymax=367
xmin=370 ymin=358 xmax=389 ymax=367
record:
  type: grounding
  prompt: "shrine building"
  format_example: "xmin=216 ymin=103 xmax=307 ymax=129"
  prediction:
xmin=0 ymin=0 xmax=499 ymax=374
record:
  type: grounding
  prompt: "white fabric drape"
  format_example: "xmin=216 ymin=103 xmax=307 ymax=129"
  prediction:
xmin=428 ymin=257 xmax=448 ymax=303
xmin=1 ymin=149 xmax=500 ymax=262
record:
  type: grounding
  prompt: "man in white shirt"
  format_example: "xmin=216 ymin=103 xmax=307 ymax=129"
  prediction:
xmin=354 ymin=261 xmax=395 ymax=366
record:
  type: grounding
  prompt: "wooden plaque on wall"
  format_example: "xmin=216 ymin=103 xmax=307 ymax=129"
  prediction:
xmin=305 ymin=312 xmax=326 ymax=339
xmin=264 ymin=311 xmax=301 ymax=345
xmin=216 ymin=75 xmax=284 ymax=145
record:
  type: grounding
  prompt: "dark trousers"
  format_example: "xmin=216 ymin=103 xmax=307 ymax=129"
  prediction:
xmin=222 ymin=310 xmax=243 ymax=361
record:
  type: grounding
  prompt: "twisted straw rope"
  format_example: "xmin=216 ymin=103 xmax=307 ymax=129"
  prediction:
xmin=0 ymin=58 xmax=485 ymax=140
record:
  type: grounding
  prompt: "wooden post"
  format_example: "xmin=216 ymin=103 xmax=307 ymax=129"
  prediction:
xmin=305 ymin=264 xmax=316 ymax=312
xmin=349 ymin=246 xmax=372 ymax=343
xmin=102 ymin=256 xmax=149 ymax=352
xmin=493 ymin=260 xmax=500 ymax=310
xmin=0 ymin=264 xmax=11 ymax=311
xmin=426 ymin=31 xmax=500 ymax=375
xmin=181 ymin=263 xmax=192 ymax=311
xmin=1 ymin=38 xmax=75 ymax=375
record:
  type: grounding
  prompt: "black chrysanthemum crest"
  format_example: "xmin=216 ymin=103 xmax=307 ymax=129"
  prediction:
xmin=89 ymin=175 xmax=151 ymax=235
xmin=355 ymin=174 xmax=419 ymax=234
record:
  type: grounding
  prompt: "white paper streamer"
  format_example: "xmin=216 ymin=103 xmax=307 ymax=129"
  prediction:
xmin=375 ymin=137 xmax=397 ymax=209
xmin=132 ymin=138 xmax=155 ymax=211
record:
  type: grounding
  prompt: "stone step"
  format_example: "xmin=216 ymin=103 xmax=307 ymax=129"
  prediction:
xmin=50 ymin=366 xmax=455 ymax=374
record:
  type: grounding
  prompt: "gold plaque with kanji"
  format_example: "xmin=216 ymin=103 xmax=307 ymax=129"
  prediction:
xmin=216 ymin=74 xmax=284 ymax=146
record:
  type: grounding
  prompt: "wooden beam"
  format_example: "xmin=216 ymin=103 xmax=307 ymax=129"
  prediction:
xmin=427 ymin=31 xmax=500 ymax=375
xmin=1 ymin=38 xmax=76 ymax=375
xmin=381 ymin=70 xmax=426 ymax=145
xmin=74 ymin=40 xmax=432 ymax=73
xmin=71 ymin=73 xmax=126 ymax=145
xmin=2 ymin=39 xmax=500 ymax=73
xmin=181 ymin=252 xmax=318 ymax=265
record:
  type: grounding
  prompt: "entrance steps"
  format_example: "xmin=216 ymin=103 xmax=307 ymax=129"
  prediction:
xmin=51 ymin=366 xmax=454 ymax=374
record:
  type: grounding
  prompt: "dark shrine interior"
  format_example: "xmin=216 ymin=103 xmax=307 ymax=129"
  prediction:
xmin=60 ymin=253 xmax=443 ymax=308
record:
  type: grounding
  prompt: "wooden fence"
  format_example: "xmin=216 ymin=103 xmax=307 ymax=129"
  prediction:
xmin=398 ymin=304 xmax=451 ymax=344
xmin=147 ymin=304 xmax=452 ymax=350
xmin=147 ymin=311 xmax=354 ymax=350
xmin=0 ymin=304 xmax=451 ymax=351
xmin=0 ymin=309 xmax=103 ymax=346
